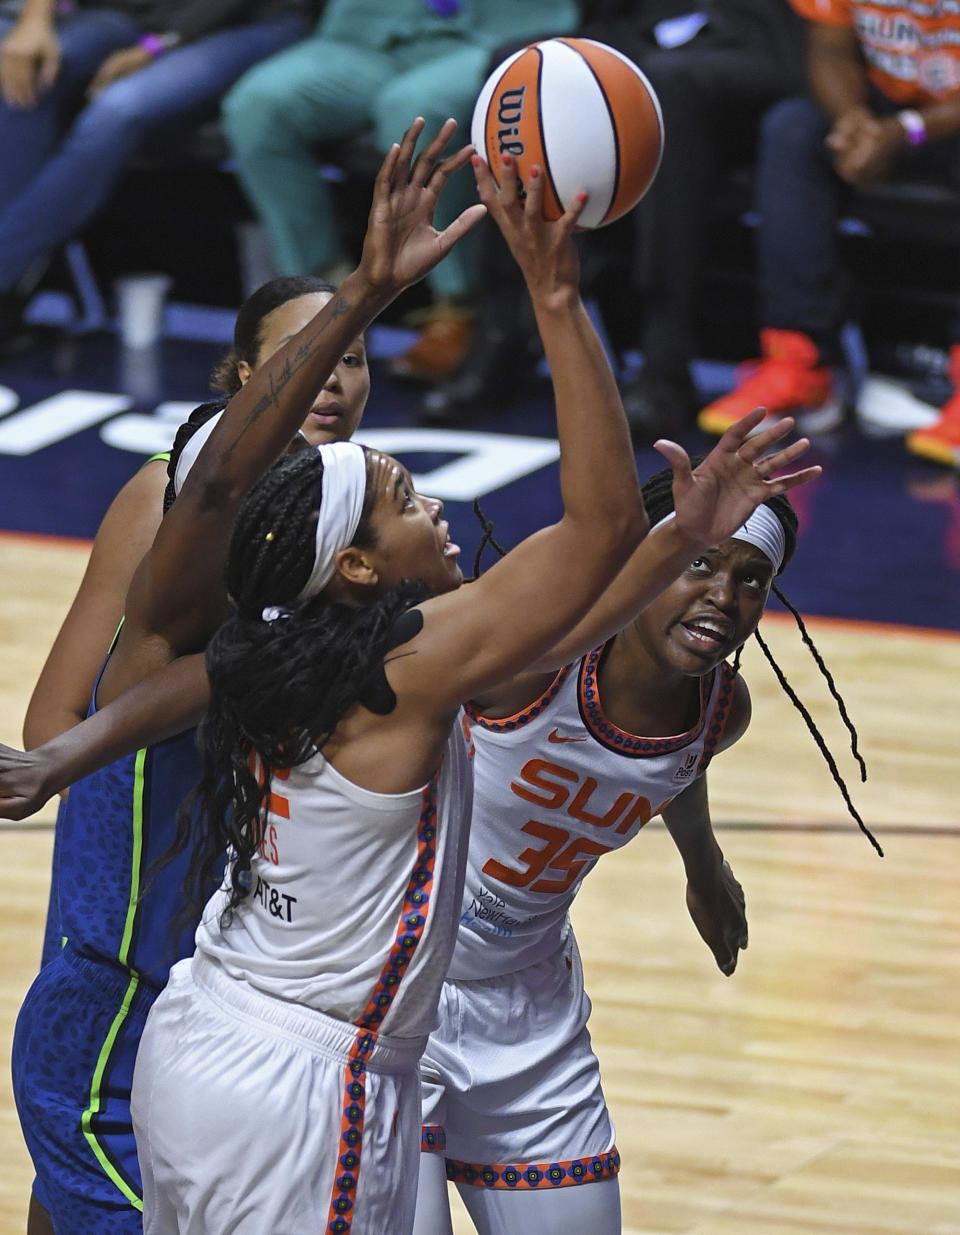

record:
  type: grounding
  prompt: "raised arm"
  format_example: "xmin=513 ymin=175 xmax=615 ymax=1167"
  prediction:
xmin=390 ymin=155 xmax=647 ymax=709
xmin=514 ymin=410 xmax=820 ymax=674
xmin=99 ymin=118 xmax=486 ymax=706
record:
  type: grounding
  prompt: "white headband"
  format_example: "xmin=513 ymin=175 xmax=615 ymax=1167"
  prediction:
xmin=655 ymin=504 xmax=786 ymax=574
xmin=173 ymin=409 xmax=223 ymax=496
xmin=294 ymin=440 xmax=368 ymax=602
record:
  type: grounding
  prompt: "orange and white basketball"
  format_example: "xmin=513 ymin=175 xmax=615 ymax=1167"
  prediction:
xmin=471 ymin=37 xmax=664 ymax=229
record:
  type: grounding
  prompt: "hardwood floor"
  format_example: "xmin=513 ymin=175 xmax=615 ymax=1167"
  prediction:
xmin=0 ymin=535 xmax=957 ymax=1234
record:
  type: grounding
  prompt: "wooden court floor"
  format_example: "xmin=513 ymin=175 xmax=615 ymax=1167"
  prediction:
xmin=0 ymin=534 xmax=957 ymax=1234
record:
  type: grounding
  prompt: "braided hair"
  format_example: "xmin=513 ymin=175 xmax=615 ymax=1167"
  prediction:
xmin=210 ymin=275 xmax=338 ymax=396
xmin=473 ymin=468 xmax=880 ymax=855
xmin=641 ymin=463 xmax=880 ymax=855
xmin=172 ymin=447 xmax=429 ymax=931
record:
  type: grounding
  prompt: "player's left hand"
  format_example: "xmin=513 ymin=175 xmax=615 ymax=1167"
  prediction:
xmin=654 ymin=407 xmax=821 ymax=549
xmin=686 ymin=858 xmax=748 ymax=976
xmin=359 ymin=117 xmax=487 ymax=295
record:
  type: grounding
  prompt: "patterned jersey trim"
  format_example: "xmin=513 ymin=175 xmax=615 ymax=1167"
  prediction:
xmin=422 ymin=1125 xmax=447 ymax=1154
xmin=696 ymin=661 xmax=737 ymax=776
xmin=356 ymin=778 xmax=438 ymax=1030
xmin=446 ymin=1146 xmax=620 ymax=1189
xmin=578 ymin=645 xmax=717 ymax=758
xmin=324 ymin=1029 xmax=375 ymax=1233
xmin=463 ymin=665 xmax=573 ymax=733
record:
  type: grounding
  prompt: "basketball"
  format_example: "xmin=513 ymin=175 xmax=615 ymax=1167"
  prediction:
xmin=471 ymin=37 xmax=664 ymax=229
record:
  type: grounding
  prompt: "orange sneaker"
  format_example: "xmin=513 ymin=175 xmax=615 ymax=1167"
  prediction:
xmin=905 ymin=345 xmax=960 ymax=467
xmin=389 ymin=308 xmax=475 ymax=382
xmin=697 ymin=328 xmax=843 ymax=437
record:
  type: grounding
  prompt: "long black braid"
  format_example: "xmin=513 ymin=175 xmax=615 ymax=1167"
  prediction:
xmin=644 ymin=464 xmax=881 ymax=854
xmin=170 ymin=448 xmax=429 ymax=935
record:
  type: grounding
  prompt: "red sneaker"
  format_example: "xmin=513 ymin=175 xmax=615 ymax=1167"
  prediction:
xmin=697 ymin=328 xmax=843 ymax=437
xmin=905 ymin=345 xmax=960 ymax=467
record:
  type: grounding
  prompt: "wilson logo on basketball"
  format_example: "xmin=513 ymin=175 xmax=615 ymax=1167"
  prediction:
xmin=496 ymin=86 xmax=526 ymax=158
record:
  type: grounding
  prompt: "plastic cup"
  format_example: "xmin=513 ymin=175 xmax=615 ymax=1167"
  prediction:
xmin=114 ymin=273 xmax=172 ymax=349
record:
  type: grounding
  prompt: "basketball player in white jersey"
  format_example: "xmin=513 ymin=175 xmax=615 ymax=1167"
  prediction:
xmin=0 ymin=129 xmax=821 ymax=1231
xmin=118 ymin=130 xmax=655 ymax=1235
xmin=413 ymin=475 xmax=804 ymax=1235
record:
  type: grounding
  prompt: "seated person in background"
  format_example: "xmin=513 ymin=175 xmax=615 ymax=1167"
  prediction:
xmin=421 ymin=0 xmax=807 ymax=440
xmin=0 ymin=0 xmax=314 ymax=353
xmin=696 ymin=0 xmax=960 ymax=469
xmin=219 ymin=0 xmax=579 ymax=385
xmin=596 ymin=0 xmax=806 ymax=438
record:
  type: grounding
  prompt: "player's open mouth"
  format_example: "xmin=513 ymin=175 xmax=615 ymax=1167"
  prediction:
xmin=681 ymin=617 xmax=730 ymax=650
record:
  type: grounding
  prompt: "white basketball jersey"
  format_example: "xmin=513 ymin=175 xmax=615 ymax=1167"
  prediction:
xmin=449 ymin=647 xmax=736 ymax=980
xmin=196 ymin=725 xmax=473 ymax=1040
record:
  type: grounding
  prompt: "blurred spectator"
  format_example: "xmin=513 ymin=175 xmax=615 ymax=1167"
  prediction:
xmin=421 ymin=1 xmax=807 ymax=437
xmin=0 ymin=0 xmax=314 ymax=354
xmin=220 ymin=0 xmax=579 ymax=383
xmin=594 ymin=0 xmax=805 ymax=438
xmin=697 ymin=0 xmax=960 ymax=471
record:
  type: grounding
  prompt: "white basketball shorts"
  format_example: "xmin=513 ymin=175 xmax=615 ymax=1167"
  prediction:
xmin=420 ymin=930 xmax=619 ymax=1190
xmin=132 ymin=954 xmax=425 ymax=1234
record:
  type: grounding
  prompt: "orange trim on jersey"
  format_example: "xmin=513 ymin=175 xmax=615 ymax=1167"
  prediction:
xmin=355 ymin=778 xmax=438 ymax=1031
xmin=325 ymin=1028 xmax=375 ymax=1233
xmin=696 ymin=661 xmax=737 ymax=776
xmin=577 ymin=645 xmax=717 ymax=758
xmin=790 ymin=0 xmax=960 ymax=104
xmin=464 ymin=665 xmax=573 ymax=733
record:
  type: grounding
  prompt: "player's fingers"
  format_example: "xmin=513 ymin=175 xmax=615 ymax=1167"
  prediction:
xmin=412 ymin=117 xmax=458 ymax=187
xmin=498 ymin=152 xmax=521 ymax=208
xmin=754 ymin=437 xmax=812 ymax=476
xmin=736 ymin=412 xmax=795 ymax=462
xmin=652 ymin=437 xmax=693 ymax=480
xmin=766 ymin=464 xmax=823 ymax=494
xmin=428 ymin=140 xmax=475 ymax=194
xmin=523 ymin=163 xmax=545 ymax=218
xmin=471 ymin=153 xmax=500 ymax=206
xmin=394 ymin=116 xmax=426 ymax=185
xmin=559 ymin=188 xmax=590 ymax=231
xmin=436 ymin=203 xmax=488 ymax=254
xmin=373 ymin=141 xmax=402 ymax=200
xmin=718 ymin=405 xmax=768 ymax=451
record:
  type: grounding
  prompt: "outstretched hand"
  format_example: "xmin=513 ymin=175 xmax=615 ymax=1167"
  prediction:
xmin=471 ymin=152 xmax=585 ymax=305
xmin=0 ymin=744 xmax=54 ymax=821
xmin=358 ymin=117 xmax=487 ymax=295
xmin=654 ymin=408 xmax=821 ymax=548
